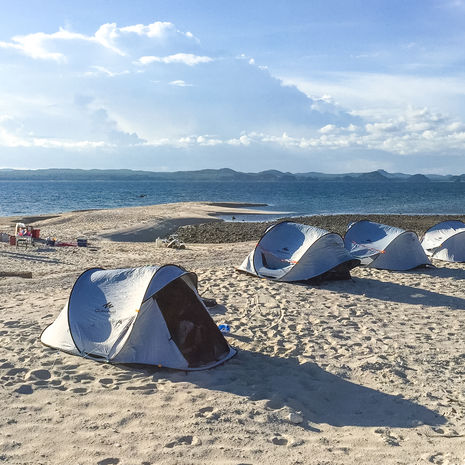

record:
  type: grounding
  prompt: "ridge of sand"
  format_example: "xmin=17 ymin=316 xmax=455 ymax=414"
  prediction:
xmin=0 ymin=201 xmax=280 ymax=243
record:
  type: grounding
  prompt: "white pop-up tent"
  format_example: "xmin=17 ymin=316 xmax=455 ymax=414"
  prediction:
xmin=421 ymin=220 xmax=465 ymax=262
xmin=238 ymin=221 xmax=359 ymax=282
xmin=41 ymin=265 xmax=236 ymax=370
xmin=344 ymin=220 xmax=431 ymax=270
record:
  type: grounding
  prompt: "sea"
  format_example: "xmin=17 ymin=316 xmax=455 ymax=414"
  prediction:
xmin=1 ymin=180 xmax=465 ymax=220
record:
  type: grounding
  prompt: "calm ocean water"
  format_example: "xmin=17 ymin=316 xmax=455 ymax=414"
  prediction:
xmin=1 ymin=180 xmax=465 ymax=219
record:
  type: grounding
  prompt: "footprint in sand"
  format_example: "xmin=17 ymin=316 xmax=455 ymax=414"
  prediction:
xmin=73 ymin=372 xmax=95 ymax=383
xmin=6 ymin=367 xmax=27 ymax=376
xmin=164 ymin=435 xmax=202 ymax=448
xmin=374 ymin=428 xmax=402 ymax=446
xmin=271 ymin=435 xmax=288 ymax=446
xmin=97 ymin=459 xmax=120 ymax=465
xmin=125 ymin=383 xmax=157 ymax=394
xmin=99 ymin=377 xmax=114 ymax=386
xmin=14 ymin=384 xmax=33 ymax=394
xmin=425 ymin=452 xmax=457 ymax=465
xmin=71 ymin=387 xmax=88 ymax=394
xmin=194 ymin=406 xmax=215 ymax=418
xmin=25 ymin=369 xmax=51 ymax=381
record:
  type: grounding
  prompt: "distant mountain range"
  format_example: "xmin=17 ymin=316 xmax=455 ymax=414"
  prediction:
xmin=0 ymin=168 xmax=464 ymax=182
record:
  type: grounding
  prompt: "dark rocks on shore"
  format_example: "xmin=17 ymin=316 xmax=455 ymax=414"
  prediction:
xmin=177 ymin=214 xmax=465 ymax=244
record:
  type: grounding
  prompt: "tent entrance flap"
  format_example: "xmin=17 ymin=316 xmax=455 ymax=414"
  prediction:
xmin=155 ymin=277 xmax=230 ymax=368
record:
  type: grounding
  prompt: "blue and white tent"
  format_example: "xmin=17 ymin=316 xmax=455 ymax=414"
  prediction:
xmin=421 ymin=220 xmax=465 ymax=262
xmin=344 ymin=220 xmax=431 ymax=270
xmin=41 ymin=265 xmax=236 ymax=370
xmin=238 ymin=221 xmax=359 ymax=281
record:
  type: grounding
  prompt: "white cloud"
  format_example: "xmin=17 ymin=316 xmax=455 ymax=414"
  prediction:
xmin=133 ymin=105 xmax=465 ymax=156
xmin=31 ymin=138 xmax=109 ymax=149
xmin=0 ymin=99 xmax=145 ymax=149
xmin=136 ymin=53 xmax=213 ymax=66
xmin=1 ymin=104 xmax=465 ymax=159
xmin=84 ymin=66 xmax=130 ymax=77
xmin=0 ymin=124 xmax=26 ymax=147
xmin=0 ymin=26 xmax=121 ymax=61
xmin=93 ymin=23 xmax=126 ymax=56
xmin=0 ymin=28 xmax=87 ymax=61
xmin=119 ymin=21 xmax=175 ymax=38
xmin=1 ymin=20 xmax=465 ymax=172
xmin=120 ymin=21 xmax=196 ymax=41
xmin=365 ymin=122 xmax=399 ymax=133
xmin=0 ymin=122 xmax=110 ymax=149
xmin=226 ymin=135 xmax=252 ymax=146
xmin=280 ymin=72 xmax=465 ymax=121
xmin=169 ymin=80 xmax=192 ymax=87
xmin=0 ymin=21 xmax=197 ymax=62
xmin=319 ymin=124 xmax=336 ymax=134
xmin=196 ymin=135 xmax=222 ymax=146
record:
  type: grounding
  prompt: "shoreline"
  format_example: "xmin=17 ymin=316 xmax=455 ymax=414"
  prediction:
xmin=1 ymin=202 xmax=464 ymax=244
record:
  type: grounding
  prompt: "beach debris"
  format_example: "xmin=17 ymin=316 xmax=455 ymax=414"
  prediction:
xmin=77 ymin=237 xmax=88 ymax=247
xmin=154 ymin=235 xmax=186 ymax=249
xmin=45 ymin=237 xmax=56 ymax=246
xmin=0 ymin=271 xmax=33 ymax=279
xmin=218 ymin=324 xmax=230 ymax=333
xmin=288 ymin=412 xmax=304 ymax=424
xmin=44 ymin=236 xmax=90 ymax=247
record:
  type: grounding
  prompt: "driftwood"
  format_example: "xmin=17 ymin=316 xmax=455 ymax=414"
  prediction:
xmin=0 ymin=271 xmax=33 ymax=278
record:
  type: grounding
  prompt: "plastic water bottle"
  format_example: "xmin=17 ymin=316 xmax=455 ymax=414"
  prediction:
xmin=218 ymin=324 xmax=230 ymax=334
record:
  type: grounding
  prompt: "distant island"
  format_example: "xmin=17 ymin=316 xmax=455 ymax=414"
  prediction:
xmin=0 ymin=167 xmax=464 ymax=182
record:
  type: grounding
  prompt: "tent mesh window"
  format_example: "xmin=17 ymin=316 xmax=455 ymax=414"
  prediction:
xmin=155 ymin=278 xmax=230 ymax=368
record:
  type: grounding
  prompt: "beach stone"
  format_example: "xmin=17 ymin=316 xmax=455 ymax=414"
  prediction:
xmin=177 ymin=214 xmax=454 ymax=244
xmin=288 ymin=412 xmax=303 ymax=424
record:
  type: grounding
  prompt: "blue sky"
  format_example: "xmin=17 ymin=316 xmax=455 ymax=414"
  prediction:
xmin=0 ymin=0 xmax=465 ymax=173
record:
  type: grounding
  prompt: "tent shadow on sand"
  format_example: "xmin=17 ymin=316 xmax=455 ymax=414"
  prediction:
xmin=410 ymin=266 xmax=465 ymax=281
xmin=0 ymin=249 xmax=66 ymax=265
xmin=317 ymin=277 xmax=465 ymax=310
xmin=127 ymin=349 xmax=445 ymax=431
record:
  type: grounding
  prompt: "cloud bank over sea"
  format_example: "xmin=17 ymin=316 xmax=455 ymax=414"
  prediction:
xmin=0 ymin=2 xmax=465 ymax=173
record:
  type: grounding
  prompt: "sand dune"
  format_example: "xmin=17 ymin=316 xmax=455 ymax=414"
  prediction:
xmin=1 ymin=203 xmax=465 ymax=464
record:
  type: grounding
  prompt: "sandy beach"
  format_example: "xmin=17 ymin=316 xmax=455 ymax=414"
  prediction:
xmin=1 ymin=202 xmax=465 ymax=464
